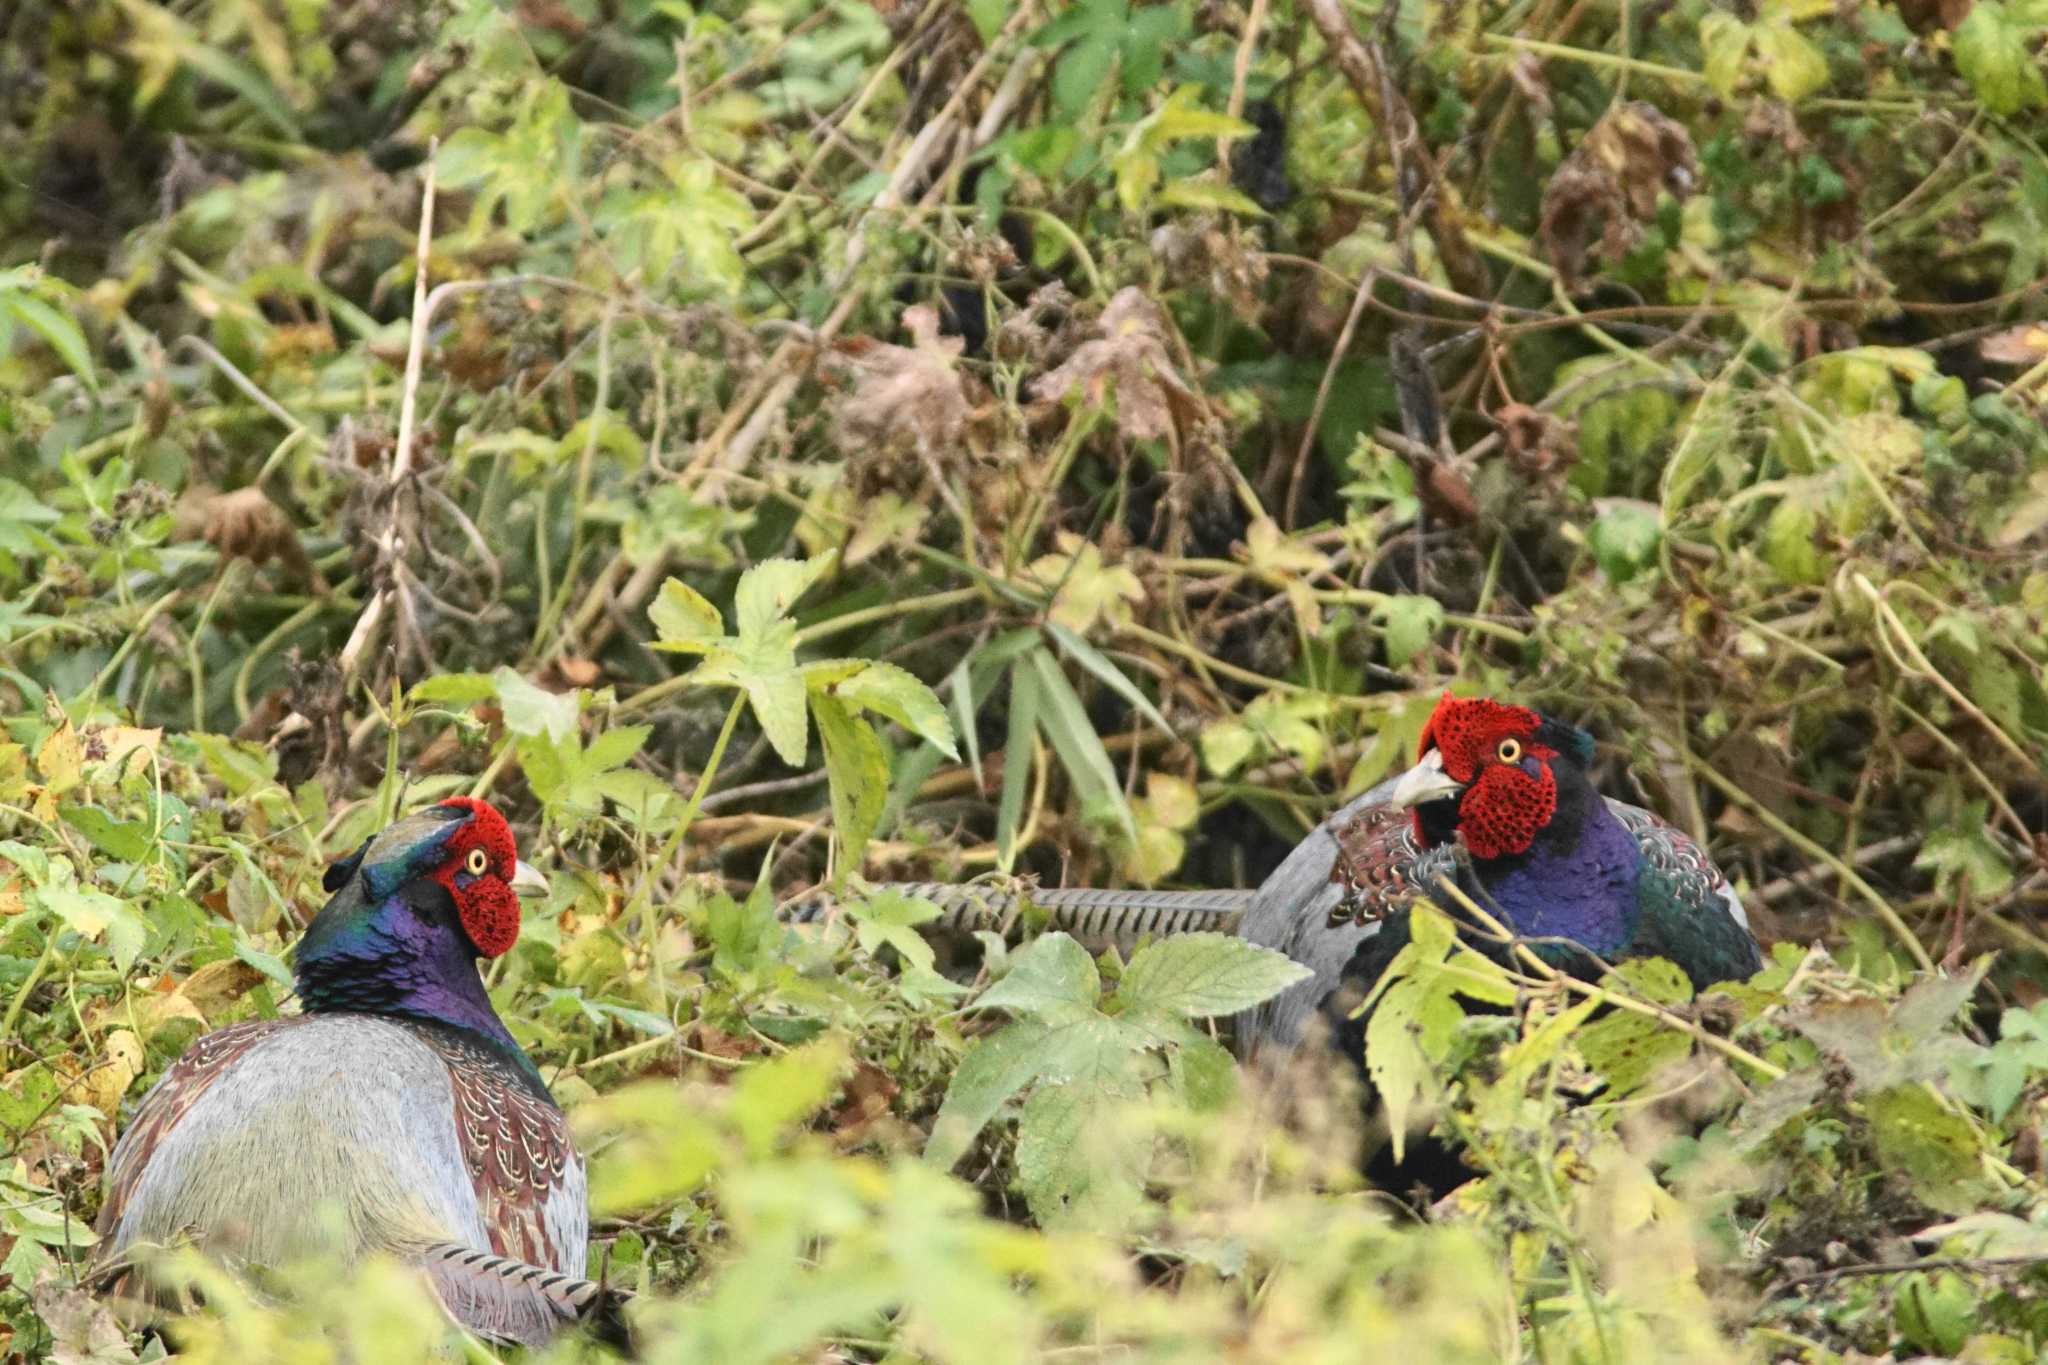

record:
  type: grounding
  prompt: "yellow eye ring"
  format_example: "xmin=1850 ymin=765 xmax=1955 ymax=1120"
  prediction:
xmin=1496 ymin=738 xmax=1523 ymax=763
xmin=466 ymin=847 xmax=490 ymax=876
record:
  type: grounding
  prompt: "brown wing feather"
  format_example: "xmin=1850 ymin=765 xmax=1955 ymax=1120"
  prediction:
xmin=1327 ymin=804 xmax=1455 ymax=927
xmin=414 ymin=1027 xmax=577 ymax=1270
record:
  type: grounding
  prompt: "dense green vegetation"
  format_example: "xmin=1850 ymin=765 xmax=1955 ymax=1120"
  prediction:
xmin=5 ymin=0 xmax=2048 ymax=1359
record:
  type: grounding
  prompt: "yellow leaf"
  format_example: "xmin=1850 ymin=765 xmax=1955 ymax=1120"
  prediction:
xmin=83 ymin=725 xmax=163 ymax=782
xmin=36 ymin=722 xmax=83 ymax=798
xmin=1139 ymin=772 xmax=1199 ymax=831
xmin=78 ymin=1029 xmax=143 ymax=1119
xmin=1755 ymin=19 xmax=1830 ymax=101
xmin=1242 ymin=517 xmax=1332 ymax=578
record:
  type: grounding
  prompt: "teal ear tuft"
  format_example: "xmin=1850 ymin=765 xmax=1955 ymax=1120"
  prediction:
xmin=323 ymin=839 xmax=371 ymax=894
xmin=1566 ymin=725 xmax=1596 ymax=767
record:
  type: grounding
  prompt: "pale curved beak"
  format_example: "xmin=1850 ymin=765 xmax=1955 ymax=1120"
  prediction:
xmin=1385 ymin=749 xmax=1464 ymax=810
xmin=510 ymin=860 xmax=551 ymax=900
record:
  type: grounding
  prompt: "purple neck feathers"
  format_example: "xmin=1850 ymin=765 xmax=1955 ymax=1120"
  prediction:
xmin=294 ymin=886 xmax=522 ymax=1055
xmin=1471 ymin=796 xmax=1640 ymax=956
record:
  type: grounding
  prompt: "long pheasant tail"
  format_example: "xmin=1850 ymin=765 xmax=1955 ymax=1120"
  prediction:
xmin=788 ymin=881 xmax=1255 ymax=949
xmin=417 ymin=1241 xmax=635 ymax=1352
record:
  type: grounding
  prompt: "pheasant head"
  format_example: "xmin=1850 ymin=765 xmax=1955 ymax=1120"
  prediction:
xmin=1385 ymin=692 xmax=1599 ymax=860
xmin=294 ymin=798 xmax=550 ymax=1046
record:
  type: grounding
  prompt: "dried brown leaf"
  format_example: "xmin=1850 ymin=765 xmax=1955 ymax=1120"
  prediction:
xmin=176 ymin=486 xmax=326 ymax=590
xmin=829 ymin=304 xmax=971 ymax=460
xmin=1029 ymin=287 xmax=1207 ymax=443
xmin=1540 ymin=101 xmax=1698 ymax=289
xmin=1980 ymin=324 xmax=2048 ymax=366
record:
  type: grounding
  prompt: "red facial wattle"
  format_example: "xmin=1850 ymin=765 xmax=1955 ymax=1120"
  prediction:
xmin=427 ymin=796 xmax=523 ymax=957
xmin=1409 ymin=692 xmax=1560 ymax=859
xmin=1456 ymin=753 xmax=1557 ymax=858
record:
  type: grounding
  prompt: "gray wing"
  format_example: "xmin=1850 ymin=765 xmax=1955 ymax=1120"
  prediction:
xmin=1233 ymin=779 xmax=1399 ymax=1062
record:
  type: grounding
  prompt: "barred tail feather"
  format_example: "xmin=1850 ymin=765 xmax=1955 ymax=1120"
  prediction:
xmin=788 ymin=881 xmax=1254 ymax=949
xmin=417 ymin=1241 xmax=632 ymax=1351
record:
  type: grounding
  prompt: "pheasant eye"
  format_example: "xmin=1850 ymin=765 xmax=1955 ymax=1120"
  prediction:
xmin=1496 ymin=738 xmax=1523 ymax=763
xmin=466 ymin=848 xmax=490 ymax=876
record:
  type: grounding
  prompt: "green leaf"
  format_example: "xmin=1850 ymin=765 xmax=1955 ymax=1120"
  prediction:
xmin=1156 ymin=180 xmax=1268 ymax=216
xmin=408 ymin=672 xmax=498 ymax=706
xmin=814 ymin=696 xmax=889 ymax=868
xmin=1587 ymin=501 xmax=1663 ymax=584
xmin=1698 ymin=13 xmax=1753 ymax=98
xmin=1764 ymin=494 xmax=1826 ymax=586
xmin=649 ymin=578 xmax=725 ymax=652
xmin=1053 ymin=32 xmax=1117 ymax=119
xmin=976 ymin=932 xmax=1102 ymax=1018
xmin=806 ymin=658 xmax=959 ymax=758
xmin=0 ymin=290 xmax=96 ymax=390
xmin=1116 ymin=934 xmax=1312 ymax=1021
xmin=1015 ymin=1045 xmax=1147 ymax=1225
xmin=58 ymin=805 xmax=153 ymax=864
xmin=1955 ymin=2 xmax=2048 ymax=115
xmin=1046 ymin=623 xmax=1170 ymax=736
xmin=39 ymin=884 xmax=149 ymax=974
xmin=1372 ymin=594 xmax=1445 ymax=669
xmin=734 ymin=555 xmax=830 ymax=640
xmin=1867 ymin=1083 xmax=1994 ymax=1214
xmin=585 ymin=724 xmax=652 ymax=774
xmin=997 ymin=657 xmax=1042 ymax=872
xmin=926 ymin=1016 xmax=1057 ymax=1169
xmin=1199 ymin=719 xmax=1257 ymax=778
xmin=1167 ymin=1035 xmax=1240 ymax=1111
xmin=1359 ymin=903 xmax=1516 ymax=1161
xmin=846 ymin=887 xmax=944 ymax=976
xmin=1027 ymin=648 xmax=1135 ymax=840
xmin=492 ymin=667 xmax=580 ymax=741
xmin=1576 ymin=961 xmax=1696 ymax=1099
xmin=1915 ymin=804 xmax=2014 ymax=899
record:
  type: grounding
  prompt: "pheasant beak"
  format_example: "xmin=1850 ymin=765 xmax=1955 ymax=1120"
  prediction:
xmin=510 ymin=860 xmax=551 ymax=900
xmin=1386 ymin=749 xmax=1464 ymax=810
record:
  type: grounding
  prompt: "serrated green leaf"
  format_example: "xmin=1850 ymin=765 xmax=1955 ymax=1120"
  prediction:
xmin=1867 ymin=1083 xmax=1994 ymax=1214
xmin=734 ymin=556 xmax=829 ymax=640
xmin=1168 ymin=1035 xmax=1240 ymax=1111
xmin=815 ymin=695 xmax=889 ymax=868
xmin=492 ymin=667 xmax=580 ymax=741
xmin=649 ymin=577 xmax=724 ymax=652
xmin=1117 ymin=934 xmax=1312 ymax=1021
xmin=976 ymin=932 xmax=1101 ymax=1017
xmin=1577 ymin=1008 xmax=1694 ymax=1097
xmin=58 ymin=804 xmax=153 ymax=864
xmin=806 ymin=657 xmax=959 ymax=758
xmin=1372 ymin=594 xmax=1444 ymax=669
xmin=926 ymin=1017 xmax=1057 ymax=1169
xmin=1016 ymin=1053 xmax=1147 ymax=1226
